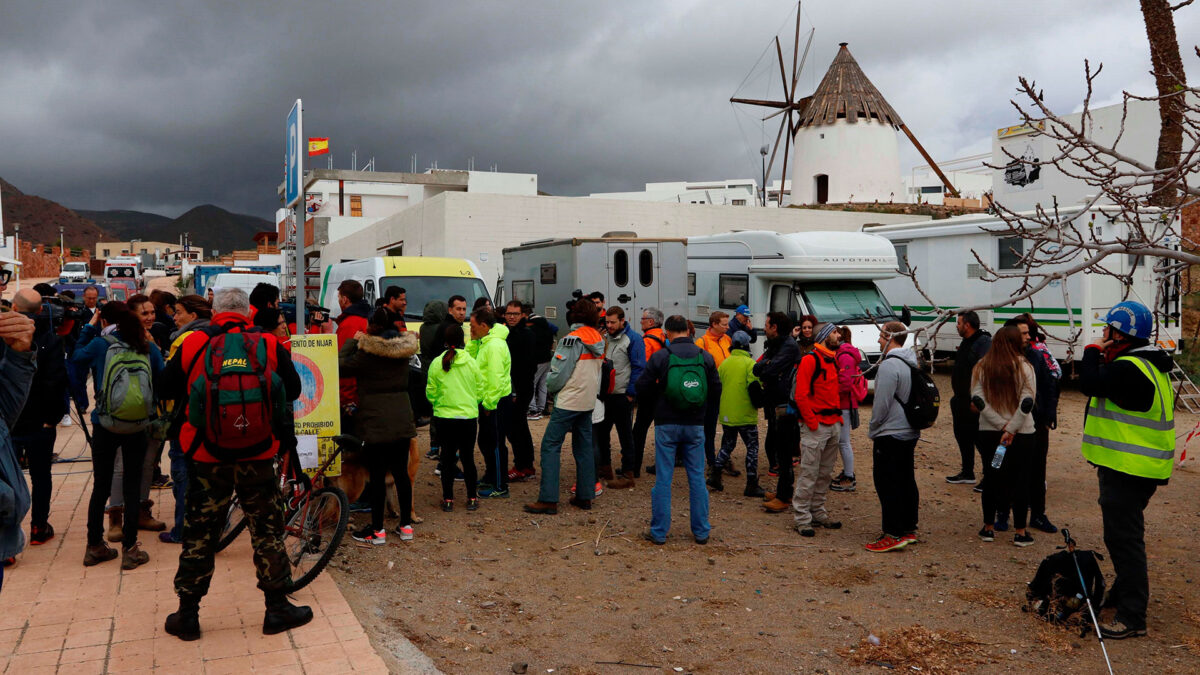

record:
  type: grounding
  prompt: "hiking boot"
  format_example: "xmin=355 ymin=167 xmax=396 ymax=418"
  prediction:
xmin=763 ymin=498 xmax=790 ymax=513
xmin=121 ymin=544 xmax=150 ymax=570
xmin=568 ymin=497 xmax=592 ymax=511
xmin=706 ymin=468 xmax=724 ymax=492
xmin=165 ymin=600 xmax=202 ymax=641
xmin=1099 ymin=615 xmax=1147 ymax=640
xmin=351 ymin=526 xmax=386 ymax=546
xmin=762 ymin=491 xmax=776 ymax=502
xmin=598 ymin=465 xmax=616 ymax=481
xmin=945 ymin=472 xmax=976 ymax=485
xmin=978 ymin=527 xmax=995 ymax=542
xmin=262 ymin=593 xmax=313 ymax=635
xmin=641 ymin=529 xmax=665 ymax=545
xmin=743 ymin=476 xmax=765 ymax=498
xmin=1029 ymin=514 xmax=1058 ymax=534
xmin=866 ymin=534 xmax=908 ymax=552
xmin=139 ymin=501 xmax=166 ymax=532
xmin=523 ymin=501 xmax=558 ymax=515
xmin=607 ymin=472 xmax=636 ymax=490
xmin=796 ymin=525 xmax=816 ymax=537
xmin=83 ymin=543 xmax=118 ymax=567
xmin=814 ymin=519 xmax=842 ymax=529
xmin=1013 ymin=532 xmax=1035 ymax=547
xmin=830 ymin=474 xmax=857 ymax=492
xmin=722 ymin=464 xmax=741 ymax=478
xmin=30 ymin=523 xmax=55 ymax=545
xmin=106 ymin=507 xmax=123 ymax=543
xmin=694 ymin=534 xmax=709 ymax=545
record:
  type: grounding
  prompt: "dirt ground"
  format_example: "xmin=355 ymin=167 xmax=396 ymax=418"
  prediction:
xmin=329 ymin=370 xmax=1200 ymax=675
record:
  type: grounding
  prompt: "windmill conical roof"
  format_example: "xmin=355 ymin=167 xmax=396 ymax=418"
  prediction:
xmin=796 ymin=42 xmax=902 ymax=129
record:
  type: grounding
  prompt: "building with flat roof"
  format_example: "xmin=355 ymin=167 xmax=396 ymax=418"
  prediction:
xmin=589 ymin=179 xmax=759 ymax=206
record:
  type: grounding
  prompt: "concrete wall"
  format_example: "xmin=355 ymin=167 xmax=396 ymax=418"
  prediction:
xmin=590 ymin=180 xmax=759 ymax=206
xmin=318 ymin=192 xmax=931 ymax=292
xmin=792 ymin=120 xmax=904 ymax=204
xmin=467 ymin=171 xmax=538 ymax=196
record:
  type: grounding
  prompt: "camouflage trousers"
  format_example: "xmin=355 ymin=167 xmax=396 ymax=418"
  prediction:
xmin=174 ymin=459 xmax=293 ymax=601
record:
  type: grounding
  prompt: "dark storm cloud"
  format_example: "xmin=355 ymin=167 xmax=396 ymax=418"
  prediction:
xmin=1 ymin=1 xmax=1196 ymax=218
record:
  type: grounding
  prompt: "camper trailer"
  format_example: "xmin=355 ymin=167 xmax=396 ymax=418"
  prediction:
xmin=870 ymin=205 xmax=1180 ymax=363
xmin=500 ymin=237 xmax=688 ymax=325
xmin=686 ymin=230 xmax=905 ymax=372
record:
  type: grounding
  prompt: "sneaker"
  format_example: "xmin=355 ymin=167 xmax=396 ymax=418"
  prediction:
xmin=477 ymin=481 xmax=494 ymax=494
xmin=521 ymin=467 xmax=537 ymax=479
xmin=433 ymin=466 xmax=442 ymax=476
xmin=1099 ymin=615 xmax=1147 ymax=639
xmin=60 ymin=414 xmax=73 ymax=427
xmin=151 ymin=475 xmax=173 ymax=490
xmin=945 ymin=472 xmax=976 ymax=485
xmin=454 ymin=470 xmax=465 ymax=482
xmin=351 ymin=526 xmax=387 ymax=546
xmin=569 ymin=482 xmax=604 ymax=496
xmin=527 ymin=413 xmax=542 ymax=421
xmin=158 ymin=531 xmax=182 ymax=544
xmin=441 ymin=499 xmax=453 ymax=512
xmin=478 ymin=485 xmax=494 ymax=498
xmin=994 ymin=515 xmax=1010 ymax=532
xmin=1029 ymin=514 xmax=1058 ymax=534
xmin=425 ymin=447 xmax=441 ymax=460
xmin=900 ymin=532 xmax=919 ymax=545
xmin=1013 ymin=532 xmax=1035 ymax=547
xmin=972 ymin=484 xmax=984 ymax=493
xmin=466 ymin=498 xmax=480 ymax=511
xmin=865 ymin=534 xmax=909 ymax=552
xmin=30 ymin=523 xmax=54 ymax=545
xmin=486 ymin=487 xmax=510 ymax=499
xmin=766 ymin=466 xmax=779 ymax=478
xmin=694 ymin=534 xmax=709 ymax=545
xmin=830 ymin=475 xmax=857 ymax=492
xmin=978 ymin=527 xmax=995 ymax=542
xmin=349 ymin=500 xmax=372 ymax=514
xmin=507 ymin=468 xmax=526 ymax=482
xmin=393 ymin=525 xmax=414 ymax=541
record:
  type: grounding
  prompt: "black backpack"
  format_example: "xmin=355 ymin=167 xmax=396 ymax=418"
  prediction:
xmin=884 ymin=353 xmax=939 ymax=430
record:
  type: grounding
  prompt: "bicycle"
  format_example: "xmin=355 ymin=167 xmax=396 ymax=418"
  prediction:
xmin=215 ymin=434 xmax=359 ymax=591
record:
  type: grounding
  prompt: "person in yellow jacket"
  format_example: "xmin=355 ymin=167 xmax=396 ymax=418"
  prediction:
xmin=426 ymin=327 xmax=485 ymax=513
xmin=1078 ymin=301 xmax=1175 ymax=640
xmin=708 ymin=331 xmax=764 ymax=497
xmin=695 ymin=310 xmax=731 ymax=466
xmin=468 ymin=308 xmax=513 ymax=498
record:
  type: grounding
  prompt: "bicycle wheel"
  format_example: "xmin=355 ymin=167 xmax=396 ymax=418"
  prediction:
xmin=215 ymin=496 xmax=248 ymax=553
xmin=284 ymin=486 xmax=349 ymax=590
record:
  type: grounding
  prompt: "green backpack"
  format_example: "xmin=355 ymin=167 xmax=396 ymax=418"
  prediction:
xmin=97 ymin=336 xmax=156 ymax=433
xmin=663 ymin=345 xmax=708 ymax=412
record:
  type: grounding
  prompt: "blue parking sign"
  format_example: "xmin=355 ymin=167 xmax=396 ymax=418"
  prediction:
xmin=285 ymin=99 xmax=302 ymax=207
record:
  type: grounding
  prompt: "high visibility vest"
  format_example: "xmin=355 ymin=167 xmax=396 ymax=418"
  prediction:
xmin=1081 ymin=354 xmax=1175 ymax=480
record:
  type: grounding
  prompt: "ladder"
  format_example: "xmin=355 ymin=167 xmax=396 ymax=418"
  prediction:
xmin=1169 ymin=365 xmax=1200 ymax=414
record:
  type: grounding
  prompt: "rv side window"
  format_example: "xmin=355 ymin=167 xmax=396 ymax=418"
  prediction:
xmin=687 ymin=273 xmax=696 ymax=296
xmin=513 ymin=280 xmax=534 ymax=305
xmin=998 ymin=237 xmax=1024 ymax=270
xmin=894 ymin=244 xmax=909 ymax=274
xmin=613 ymin=249 xmax=629 ymax=287
xmin=638 ymin=249 xmax=653 ymax=287
xmin=770 ymin=285 xmax=797 ymax=318
xmin=364 ymin=279 xmax=376 ymax=304
xmin=540 ymin=263 xmax=556 ymax=284
xmin=718 ymin=274 xmax=748 ymax=309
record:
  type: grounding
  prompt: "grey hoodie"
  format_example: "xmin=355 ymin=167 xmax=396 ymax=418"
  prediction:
xmin=869 ymin=346 xmax=920 ymax=441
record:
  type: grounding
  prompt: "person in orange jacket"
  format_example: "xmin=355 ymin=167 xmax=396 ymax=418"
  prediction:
xmin=695 ymin=311 xmax=732 ymax=465
xmin=791 ymin=322 xmax=845 ymax=538
xmin=334 ymin=280 xmax=372 ymax=413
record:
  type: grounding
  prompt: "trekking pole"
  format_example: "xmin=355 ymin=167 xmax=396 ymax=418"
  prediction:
xmin=1062 ymin=528 xmax=1115 ymax=675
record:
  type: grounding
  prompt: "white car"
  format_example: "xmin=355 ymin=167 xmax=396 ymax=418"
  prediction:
xmin=59 ymin=261 xmax=90 ymax=283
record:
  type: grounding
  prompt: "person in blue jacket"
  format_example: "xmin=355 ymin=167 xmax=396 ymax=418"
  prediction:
xmin=0 ymin=292 xmax=38 ymax=588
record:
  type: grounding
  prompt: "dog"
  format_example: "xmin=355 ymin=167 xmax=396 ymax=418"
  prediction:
xmin=333 ymin=437 xmax=422 ymax=524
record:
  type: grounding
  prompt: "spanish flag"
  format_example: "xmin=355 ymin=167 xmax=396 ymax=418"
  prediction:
xmin=308 ymin=138 xmax=329 ymax=156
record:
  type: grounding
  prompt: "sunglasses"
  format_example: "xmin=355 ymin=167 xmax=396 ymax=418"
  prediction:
xmin=0 ymin=270 xmax=11 ymax=286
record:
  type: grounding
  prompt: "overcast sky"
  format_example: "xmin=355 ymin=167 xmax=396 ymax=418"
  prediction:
xmin=1 ymin=0 xmax=1196 ymax=219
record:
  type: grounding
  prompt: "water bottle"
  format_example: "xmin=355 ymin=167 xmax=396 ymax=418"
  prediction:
xmin=991 ymin=444 xmax=1007 ymax=470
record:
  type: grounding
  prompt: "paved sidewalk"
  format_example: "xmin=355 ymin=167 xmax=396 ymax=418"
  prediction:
xmin=0 ymin=422 xmax=390 ymax=674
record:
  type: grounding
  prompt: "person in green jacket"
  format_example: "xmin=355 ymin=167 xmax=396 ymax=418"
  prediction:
xmin=426 ymin=326 xmax=485 ymax=512
xmin=469 ymin=308 xmax=513 ymax=498
xmin=709 ymin=331 xmax=765 ymax=497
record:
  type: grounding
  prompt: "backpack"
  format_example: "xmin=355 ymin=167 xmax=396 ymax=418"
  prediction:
xmin=188 ymin=328 xmax=286 ymax=460
xmin=787 ymin=352 xmax=830 ymax=409
xmin=884 ymin=353 xmax=940 ymax=430
xmin=97 ymin=336 xmax=157 ymax=433
xmin=662 ymin=344 xmax=708 ymax=412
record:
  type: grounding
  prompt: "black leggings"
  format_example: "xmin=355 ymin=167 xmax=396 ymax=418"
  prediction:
xmin=13 ymin=427 xmax=56 ymax=528
xmin=976 ymin=430 xmax=1034 ymax=530
xmin=365 ymin=441 xmax=413 ymax=531
xmin=88 ymin=426 xmax=148 ymax=548
xmin=436 ymin=417 xmax=478 ymax=501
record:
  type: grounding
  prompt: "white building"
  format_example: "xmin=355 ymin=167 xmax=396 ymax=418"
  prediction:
xmin=790 ymin=43 xmax=905 ymax=205
xmin=904 ymin=153 xmax=993 ymax=205
xmin=317 ymin=191 xmax=931 ymax=293
xmin=589 ymin=179 xmax=759 ymax=206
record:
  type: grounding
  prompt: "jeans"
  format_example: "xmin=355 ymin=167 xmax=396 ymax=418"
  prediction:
xmin=109 ymin=435 xmax=159 ymax=510
xmin=951 ymin=398 xmax=980 ymax=476
xmin=478 ymin=397 xmax=511 ymax=491
xmin=872 ymin=435 xmax=919 ymax=536
xmin=594 ymin=394 xmax=634 ymax=474
xmin=366 ymin=440 xmax=413 ymax=530
xmin=88 ymin=427 xmax=148 ymax=548
xmin=649 ymin=424 xmax=710 ymax=541
xmin=792 ymin=421 xmax=841 ymax=526
xmin=838 ymin=410 xmax=855 ymax=477
xmin=529 ymin=362 xmax=551 ymax=414
xmin=508 ymin=390 xmax=536 ymax=471
xmin=714 ymin=425 xmax=759 ymax=476
xmin=977 ymin=430 xmax=1034 ymax=530
xmin=537 ymin=408 xmax=595 ymax=503
xmin=437 ymin=417 xmax=478 ymax=501
xmin=1098 ymin=466 xmax=1158 ymax=629
xmin=13 ymin=426 xmax=56 ymax=528
xmin=167 ymin=439 xmax=189 ymax=539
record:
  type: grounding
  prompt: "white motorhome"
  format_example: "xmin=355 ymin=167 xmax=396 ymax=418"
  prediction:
xmin=205 ymin=272 xmax=282 ymax=298
xmin=870 ymin=205 xmax=1180 ymax=362
xmin=500 ymin=237 xmax=688 ymax=324
xmin=686 ymin=231 xmax=905 ymax=375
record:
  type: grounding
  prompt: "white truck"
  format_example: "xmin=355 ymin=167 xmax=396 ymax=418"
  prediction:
xmin=870 ymin=205 xmax=1180 ymax=363
xmin=500 ymin=236 xmax=688 ymax=325
xmin=686 ymin=230 xmax=907 ymax=381
xmin=59 ymin=261 xmax=90 ymax=283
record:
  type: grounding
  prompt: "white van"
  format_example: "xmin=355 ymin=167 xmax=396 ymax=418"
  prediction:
xmin=687 ymin=230 xmax=906 ymax=380
xmin=319 ymin=256 xmax=488 ymax=335
xmin=59 ymin=261 xmax=90 ymax=283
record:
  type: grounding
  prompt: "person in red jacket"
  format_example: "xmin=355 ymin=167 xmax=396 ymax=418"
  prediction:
xmin=792 ymin=322 xmax=845 ymax=537
xmin=334 ymin=280 xmax=372 ymax=412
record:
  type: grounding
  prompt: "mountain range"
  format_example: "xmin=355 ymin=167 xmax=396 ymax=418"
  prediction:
xmin=1 ymin=177 xmax=273 ymax=255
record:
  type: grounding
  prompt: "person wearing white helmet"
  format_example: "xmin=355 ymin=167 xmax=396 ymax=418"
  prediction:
xmin=1078 ymin=300 xmax=1175 ymax=640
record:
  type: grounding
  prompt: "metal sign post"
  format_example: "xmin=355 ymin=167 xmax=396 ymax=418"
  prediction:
xmin=286 ymin=99 xmax=306 ymax=335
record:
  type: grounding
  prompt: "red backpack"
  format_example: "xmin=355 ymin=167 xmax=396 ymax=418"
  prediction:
xmin=188 ymin=327 xmax=287 ymax=460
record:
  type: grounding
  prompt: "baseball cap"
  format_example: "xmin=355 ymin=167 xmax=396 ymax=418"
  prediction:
xmin=735 ymin=304 xmax=750 ymax=316
xmin=731 ymin=331 xmax=751 ymax=349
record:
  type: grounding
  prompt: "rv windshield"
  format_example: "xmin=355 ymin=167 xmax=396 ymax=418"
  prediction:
xmin=800 ymin=281 xmax=898 ymax=325
xmin=381 ymin=276 xmax=490 ymax=320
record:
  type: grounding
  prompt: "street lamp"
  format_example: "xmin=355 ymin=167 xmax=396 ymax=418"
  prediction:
xmin=759 ymin=145 xmax=769 ymax=207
